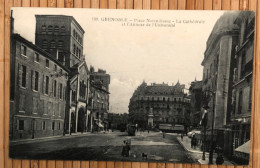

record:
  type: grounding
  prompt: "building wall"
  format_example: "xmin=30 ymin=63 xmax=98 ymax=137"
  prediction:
xmin=11 ymin=36 xmax=68 ymax=140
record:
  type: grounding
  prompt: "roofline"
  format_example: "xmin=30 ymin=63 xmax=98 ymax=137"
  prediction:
xmin=12 ymin=33 xmax=70 ymax=73
xmin=35 ymin=15 xmax=85 ymax=34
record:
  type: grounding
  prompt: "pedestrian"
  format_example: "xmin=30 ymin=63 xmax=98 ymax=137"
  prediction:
xmin=181 ymin=134 xmax=183 ymax=141
xmin=216 ymin=154 xmax=224 ymax=165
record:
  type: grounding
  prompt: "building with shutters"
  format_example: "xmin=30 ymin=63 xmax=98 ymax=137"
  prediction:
xmin=88 ymin=66 xmax=110 ymax=132
xmin=228 ymin=11 xmax=254 ymax=162
xmin=10 ymin=34 xmax=69 ymax=140
xmin=128 ymin=81 xmax=191 ymax=130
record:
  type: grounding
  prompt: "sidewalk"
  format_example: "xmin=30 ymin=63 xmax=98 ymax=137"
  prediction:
xmin=176 ymin=135 xmax=234 ymax=165
xmin=10 ymin=131 xmax=112 ymax=145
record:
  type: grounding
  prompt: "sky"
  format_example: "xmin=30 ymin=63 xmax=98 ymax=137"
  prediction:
xmin=12 ymin=8 xmax=224 ymax=114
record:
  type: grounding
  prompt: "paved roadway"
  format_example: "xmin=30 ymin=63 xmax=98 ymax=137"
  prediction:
xmin=10 ymin=131 xmax=194 ymax=163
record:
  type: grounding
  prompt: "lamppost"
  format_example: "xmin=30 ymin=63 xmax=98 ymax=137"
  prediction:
xmin=201 ymin=105 xmax=208 ymax=161
xmin=203 ymin=90 xmax=216 ymax=164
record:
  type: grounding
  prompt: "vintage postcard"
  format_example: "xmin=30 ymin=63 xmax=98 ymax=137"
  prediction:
xmin=9 ymin=8 xmax=255 ymax=165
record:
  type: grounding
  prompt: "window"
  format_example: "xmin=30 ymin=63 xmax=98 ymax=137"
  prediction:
xmin=21 ymin=45 xmax=27 ymax=56
xmin=50 ymin=40 xmax=55 ymax=49
xmin=42 ymin=121 xmax=46 ymax=130
xmin=54 ymin=26 xmax=59 ymax=34
xmin=76 ymin=47 xmax=79 ymax=56
xmin=61 ymin=26 xmax=65 ymax=34
xmin=21 ymin=65 xmax=26 ymax=87
xmin=48 ymin=25 xmax=53 ymax=34
xmin=52 ymin=122 xmax=55 ymax=130
xmin=58 ymin=122 xmax=61 ymax=130
xmin=54 ymin=64 xmax=57 ymax=71
xmin=42 ymin=39 xmax=48 ymax=49
xmin=58 ymin=40 xmax=63 ymax=49
xmin=238 ymin=90 xmax=243 ymax=114
xmin=46 ymin=59 xmax=49 ymax=68
xmin=249 ymin=85 xmax=252 ymax=110
xmin=18 ymin=120 xmax=24 ymax=130
xmin=79 ymin=49 xmax=81 ymax=58
xmin=34 ymin=53 xmax=39 ymax=62
xmin=54 ymin=80 xmax=57 ymax=97
xmin=41 ymin=25 xmax=46 ymax=34
xmin=73 ymin=29 xmax=76 ymax=37
xmin=59 ymin=83 xmax=62 ymax=99
xmin=34 ymin=71 xmax=39 ymax=91
xmin=241 ymin=51 xmax=246 ymax=77
xmin=45 ymin=76 xmax=49 ymax=94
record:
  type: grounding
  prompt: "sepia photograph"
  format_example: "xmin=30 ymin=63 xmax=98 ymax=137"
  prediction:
xmin=9 ymin=8 xmax=255 ymax=165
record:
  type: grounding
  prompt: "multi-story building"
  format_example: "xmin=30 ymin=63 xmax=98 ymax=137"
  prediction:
xmin=201 ymin=12 xmax=240 ymax=130
xmin=10 ymin=34 xmax=69 ymax=140
xmin=128 ymin=81 xmax=191 ymax=130
xmin=34 ymin=15 xmax=90 ymax=134
xmin=189 ymin=80 xmax=203 ymax=128
xmin=201 ymin=11 xmax=254 ymax=161
xmin=88 ymin=66 xmax=110 ymax=131
xmin=229 ymin=11 xmax=254 ymax=162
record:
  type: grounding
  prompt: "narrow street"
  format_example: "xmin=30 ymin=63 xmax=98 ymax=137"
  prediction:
xmin=10 ymin=131 xmax=194 ymax=163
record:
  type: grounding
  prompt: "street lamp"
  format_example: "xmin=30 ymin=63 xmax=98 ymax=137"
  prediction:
xmin=203 ymin=90 xmax=216 ymax=164
xmin=201 ymin=105 xmax=208 ymax=161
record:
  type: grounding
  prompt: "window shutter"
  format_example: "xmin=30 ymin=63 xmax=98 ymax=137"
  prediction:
xmin=43 ymin=75 xmax=46 ymax=94
xmin=21 ymin=45 xmax=24 ymax=55
xmin=31 ymin=70 xmax=35 ymax=90
xmin=18 ymin=64 xmax=22 ymax=87
xmin=25 ymin=66 xmax=28 ymax=88
xmin=57 ymin=83 xmax=60 ymax=98
xmin=52 ymin=79 xmax=54 ymax=97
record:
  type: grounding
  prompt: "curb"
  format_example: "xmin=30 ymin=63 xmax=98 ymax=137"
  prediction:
xmin=176 ymin=136 xmax=199 ymax=163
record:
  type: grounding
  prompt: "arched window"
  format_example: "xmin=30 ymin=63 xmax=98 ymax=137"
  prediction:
xmin=41 ymin=25 xmax=46 ymax=34
xmin=42 ymin=39 xmax=48 ymax=49
xmin=54 ymin=26 xmax=59 ymax=34
xmin=58 ymin=40 xmax=63 ymax=49
xmin=61 ymin=26 xmax=65 ymax=35
xmin=50 ymin=40 xmax=55 ymax=49
xmin=48 ymin=25 xmax=53 ymax=34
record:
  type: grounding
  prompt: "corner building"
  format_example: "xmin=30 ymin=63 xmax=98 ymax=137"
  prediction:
xmin=128 ymin=81 xmax=191 ymax=129
xmin=10 ymin=34 xmax=69 ymax=140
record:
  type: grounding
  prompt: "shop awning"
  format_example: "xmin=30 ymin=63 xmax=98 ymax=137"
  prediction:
xmin=235 ymin=140 xmax=250 ymax=154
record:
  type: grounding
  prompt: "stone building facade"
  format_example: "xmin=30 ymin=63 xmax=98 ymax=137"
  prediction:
xmin=35 ymin=15 xmax=84 ymax=67
xmin=201 ymin=11 xmax=254 ymax=161
xmin=88 ymin=67 xmax=110 ymax=131
xmin=34 ymin=15 xmax=90 ymax=135
xmin=189 ymin=80 xmax=203 ymax=128
xmin=229 ymin=11 xmax=254 ymax=160
xmin=128 ymin=81 xmax=191 ymax=129
xmin=10 ymin=34 xmax=69 ymax=140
